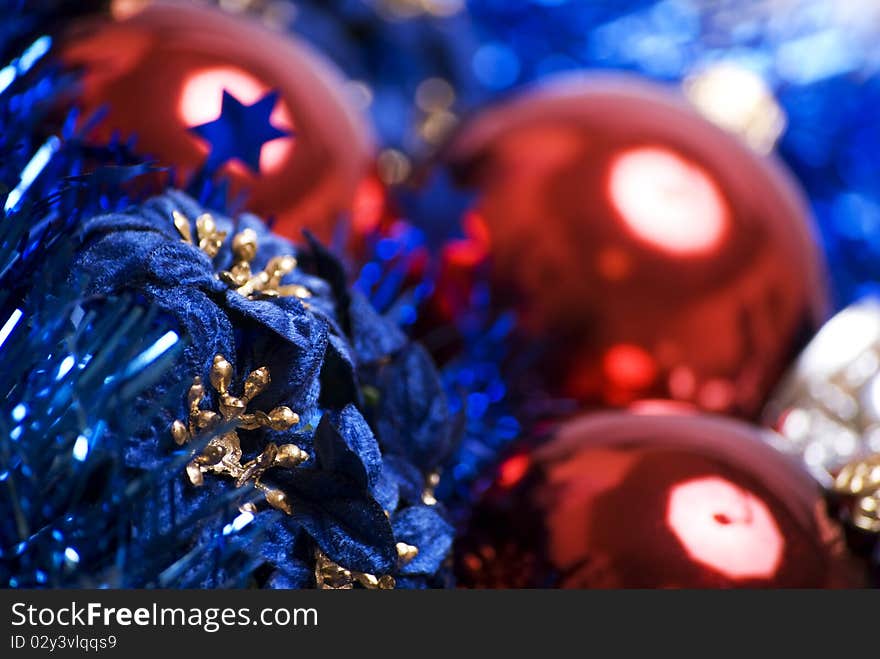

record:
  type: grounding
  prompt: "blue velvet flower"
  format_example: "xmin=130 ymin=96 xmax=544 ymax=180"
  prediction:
xmin=72 ymin=190 xmax=456 ymax=588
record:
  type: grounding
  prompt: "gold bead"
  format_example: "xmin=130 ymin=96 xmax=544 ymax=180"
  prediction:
xmin=276 ymin=284 xmax=312 ymax=299
xmin=267 ymin=406 xmax=299 ymax=430
xmin=267 ymin=255 xmax=296 ymax=278
xmin=171 ymin=419 xmax=190 ymax=445
xmin=186 ymin=462 xmax=204 ymax=486
xmin=196 ymin=213 xmax=226 ymax=258
xmin=242 ymin=366 xmax=270 ymax=402
xmin=187 ymin=378 xmax=205 ymax=409
xmin=172 ymin=210 xmax=193 ymax=244
xmin=210 ymin=355 xmax=233 ymax=392
xmin=275 ymin=443 xmax=308 ymax=467
xmin=396 ymin=542 xmax=419 ymax=565
xmin=218 ymin=394 xmax=246 ymax=420
xmin=232 ymin=228 xmax=258 ymax=262
xmin=265 ymin=488 xmax=293 ymax=515
xmin=194 ymin=409 xmax=219 ymax=430
xmin=376 ymin=575 xmax=396 ymax=589
xmin=195 ymin=443 xmax=226 ymax=466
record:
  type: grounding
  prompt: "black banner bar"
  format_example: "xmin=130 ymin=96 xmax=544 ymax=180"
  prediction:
xmin=0 ymin=589 xmax=875 ymax=655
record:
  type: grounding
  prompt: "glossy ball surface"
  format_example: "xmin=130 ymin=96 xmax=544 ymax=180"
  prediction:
xmin=439 ymin=75 xmax=829 ymax=416
xmin=456 ymin=412 xmax=865 ymax=588
xmin=62 ymin=0 xmax=373 ymax=240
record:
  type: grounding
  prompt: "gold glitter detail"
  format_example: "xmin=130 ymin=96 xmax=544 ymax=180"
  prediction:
xmin=833 ymin=454 xmax=880 ymax=533
xmin=172 ymin=354 xmax=306 ymax=514
xmin=396 ymin=542 xmax=419 ymax=566
xmin=313 ymin=538 xmax=418 ymax=589
xmin=173 ymin=210 xmax=312 ymax=301
xmin=421 ymin=470 xmax=440 ymax=506
xmin=314 ymin=549 xmax=398 ymax=590
xmin=172 ymin=210 xmax=193 ymax=245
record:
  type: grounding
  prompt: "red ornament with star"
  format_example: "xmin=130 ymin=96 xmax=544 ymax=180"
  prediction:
xmin=61 ymin=0 xmax=373 ymax=241
xmin=456 ymin=412 xmax=867 ymax=588
xmin=434 ymin=75 xmax=829 ymax=418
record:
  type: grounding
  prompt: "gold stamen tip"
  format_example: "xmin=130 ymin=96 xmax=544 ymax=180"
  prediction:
xmin=175 ymin=355 xmax=305 ymax=514
xmin=210 ymin=355 xmax=233 ymax=392
xmin=265 ymin=488 xmax=293 ymax=515
xmin=196 ymin=213 xmax=215 ymax=233
xmin=195 ymin=213 xmax=227 ymax=258
xmin=376 ymin=575 xmax=396 ymax=589
xmin=267 ymin=406 xmax=299 ymax=430
xmin=278 ymin=255 xmax=297 ymax=272
xmin=242 ymin=367 xmax=270 ymax=402
xmin=232 ymin=228 xmax=259 ymax=260
xmin=187 ymin=378 xmax=205 ymax=406
xmin=186 ymin=462 xmax=204 ymax=486
xmin=172 ymin=210 xmax=193 ymax=244
xmin=195 ymin=444 xmax=226 ymax=466
xmin=396 ymin=542 xmax=419 ymax=565
xmin=277 ymin=284 xmax=313 ymax=299
xmin=171 ymin=419 xmax=189 ymax=445
xmin=275 ymin=443 xmax=308 ymax=467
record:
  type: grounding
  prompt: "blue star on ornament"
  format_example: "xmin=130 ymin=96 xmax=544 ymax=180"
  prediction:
xmin=189 ymin=89 xmax=291 ymax=173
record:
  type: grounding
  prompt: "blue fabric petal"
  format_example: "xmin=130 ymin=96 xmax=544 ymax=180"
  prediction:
xmin=75 ymin=230 xmax=169 ymax=295
xmin=68 ymin=190 xmax=455 ymax=587
xmin=329 ymin=405 xmax=382 ymax=491
xmin=312 ymin=412 xmax=368 ymax=489
xmin=265 ymin=568 xmax=312 ymax=589
xmin=248 ymin=519 xmax=313 ymax=588
xmin=373 ymin=462 xmax=400 ymax=512
xmin=81 ymin=211 xmax=179 ymax=242
xmin=145 ymin=241 xmax=218 ymax=289
xmin=266 ymin=468 xmax=396 ymax=575
xmin=348 ymin=291 xmax=407 ymax=364
xmin=144 ymin=284 xmax=236 ymax=378
xmin=381 ymin=455 xmax=425 ymax=505
xmin=320 ymin=333 xmax=359 ymax=409
xmin=303 ymin=231 xmax=351 ymax=330
xmin=392 ymin=506 xmax=454 ymax=576
xmin=375 ymin=343 xmax=454 ymax=471
xmin=223 ymin=290 xmax=321 ymax=349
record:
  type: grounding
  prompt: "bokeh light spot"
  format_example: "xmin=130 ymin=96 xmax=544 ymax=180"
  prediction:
xmin=666 ymin=476 xmax=783 ymax=580
xmin=498 ymin=454 xmax=531 ymax=489
xmin=608 ymin=146 xmax=728 ymax=255
xmin=603 ymin=343 xmax=657 ymax=390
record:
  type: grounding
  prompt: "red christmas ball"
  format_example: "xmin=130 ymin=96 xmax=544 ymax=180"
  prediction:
xmin=456 ymin=412 xmax=865 ymax=588
xmin=437 ymin=75 xmax=829 ymax=417
xmin=61 ymin=0 xmax=373 ymax=241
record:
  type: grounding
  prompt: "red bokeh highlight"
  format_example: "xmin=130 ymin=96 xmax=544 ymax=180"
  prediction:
xmin=602 ymin=343 xmax=657 ymax=391
xmin=351 ymin=175 xmax=388 ymax=235
xmin=608 ymin=146 xmax=728 ymax=255
xmin=497 ymin=453 xmax=531 ymax=489
xmin=666 ymin=476 xmax=783 ymax=580
xmin=456 ymin=412 xmax=865 ymax=588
